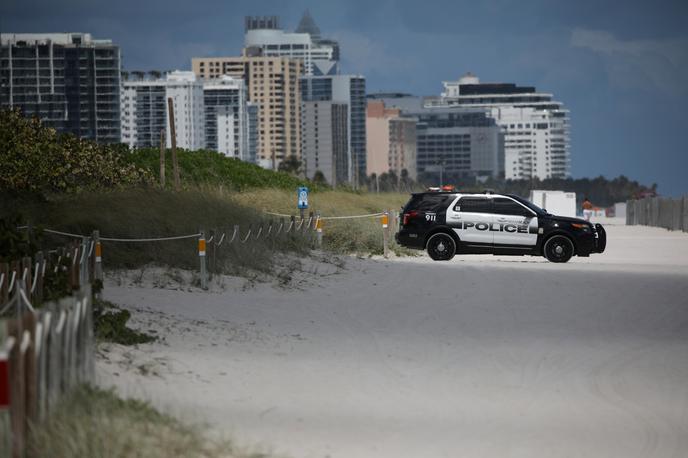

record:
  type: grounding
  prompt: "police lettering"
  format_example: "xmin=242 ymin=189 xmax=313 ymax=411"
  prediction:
xmin=457 ymin=221 xmax=531 ymax=233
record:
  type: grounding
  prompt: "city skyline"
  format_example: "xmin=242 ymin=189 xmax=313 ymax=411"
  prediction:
xmin=2 ymin=0 xmax=687 ymax=195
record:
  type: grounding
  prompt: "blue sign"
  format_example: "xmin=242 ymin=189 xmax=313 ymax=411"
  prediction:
xmin=297 ymin=186 xmax=309 ymax=209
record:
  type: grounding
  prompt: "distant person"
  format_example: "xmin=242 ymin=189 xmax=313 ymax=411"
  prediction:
xmin=582 ymin=197 xmax=593 ymax=221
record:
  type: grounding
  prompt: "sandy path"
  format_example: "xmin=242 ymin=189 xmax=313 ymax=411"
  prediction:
xmin=98 ymin=223 xmax=688 ymax=458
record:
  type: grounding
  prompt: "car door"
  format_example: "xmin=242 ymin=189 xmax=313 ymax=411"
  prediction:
xmin=492 ymin=197 xmax=539 ymax=247
xmin=447 ymin=196 xmax=494 ymax=246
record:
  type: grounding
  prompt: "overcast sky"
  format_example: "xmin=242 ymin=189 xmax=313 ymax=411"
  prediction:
xmin=3 ymin=0 xmax=688 ymax=196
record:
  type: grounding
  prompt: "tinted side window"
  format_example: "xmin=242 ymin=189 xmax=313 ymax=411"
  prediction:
xmin=418 ymin=194 xmax=451 ymax=211
xmin=406 ymin=194 xmax=453 ymax=212
xmin=403 ymin=195 xmax=424 ymax=212
xmin=455 ymin=197 xmax=492 ymax=213
xmin=494 ymin=197 xmax=533 ymax=216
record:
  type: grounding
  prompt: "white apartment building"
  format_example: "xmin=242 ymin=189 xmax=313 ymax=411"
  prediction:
xmin=203 ymin=75 xmax=256 ymax=161
xmin=120 ymin=79 xmax=166 ymax=149
xmin=165 ymin=71 xmax=205 ymax=150
xmin=437 ymin=73 xmax=570 ymax=180
xmin=244 ymin=13 xmax=338 ymax=76
xmin=121 ymin=71 xmax=204 ymax=151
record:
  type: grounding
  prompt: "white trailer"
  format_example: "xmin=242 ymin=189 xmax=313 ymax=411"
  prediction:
xmin=529 ymin=190 xmax=577 ymax=217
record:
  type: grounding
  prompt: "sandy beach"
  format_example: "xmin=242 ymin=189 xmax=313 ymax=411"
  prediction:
xmin=97 ymin=221 xmax=688 ymax=458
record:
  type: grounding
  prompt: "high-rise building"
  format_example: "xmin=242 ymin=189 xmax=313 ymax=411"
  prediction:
xmin=437 ymin=73 xmax=570 ymax=180
xmin=366 ymin=100 xmax=417 ymax=180
xmin=368 ymin=93 xmax=504 ymax=182
xmin=301 ymin=74 xmax=366 ymax=184
xmin=0 ymin=33 xmax=121 ymax=143
xmin=121 ymin=72 xmax=256 ymax=161
xmin=301 ymin=101 xmax=348 ymax=186
xmin=244 ymin=12 xmax=339 ymax=76
xmin=120 ymin=78 xmax=166 ymax=148
xmin=121 ymin=71 xmax=205 ymax=150
xmin=412 ymin=108 xmax=504 ymax=182
xmin=203 ymin=75 xmax=255 ymax=161
xmin=192 ymin=53 xmax=303 ymax=169
xmin=165 ymin=72 xmax=205 ymax=150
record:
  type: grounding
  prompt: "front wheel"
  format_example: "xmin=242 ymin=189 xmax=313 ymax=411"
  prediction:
xmin=543 ymin=235 xmax=574 ymax=263
xmin=426 ymin=233 xmax=456 ymax=261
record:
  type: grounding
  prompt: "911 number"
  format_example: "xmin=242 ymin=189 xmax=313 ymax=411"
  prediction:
xmin=425 ymin=213 xmax=436 ymax=222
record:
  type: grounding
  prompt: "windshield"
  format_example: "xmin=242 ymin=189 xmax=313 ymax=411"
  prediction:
xmin=507 ymin=194 xmax=548 ymax=216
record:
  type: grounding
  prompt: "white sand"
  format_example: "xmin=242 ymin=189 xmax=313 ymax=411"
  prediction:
xmin=98 ymin=224 xmax=688 ymax=458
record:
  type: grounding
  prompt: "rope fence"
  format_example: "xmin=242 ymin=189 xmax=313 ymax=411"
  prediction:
xmin=264 ymin=210 xmax=384 ymax=220
xmin=13 ymin=208 xmax=402 ymax=293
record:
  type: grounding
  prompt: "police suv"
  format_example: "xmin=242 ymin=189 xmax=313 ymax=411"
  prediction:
xmin=395 ymin=191 xmax=606 ymax=263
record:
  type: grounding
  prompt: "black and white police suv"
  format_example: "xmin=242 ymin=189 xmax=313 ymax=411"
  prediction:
xmin=395 ymin=191 xmax=606 ymax=263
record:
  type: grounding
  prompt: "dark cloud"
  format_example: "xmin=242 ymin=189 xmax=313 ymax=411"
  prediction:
xmin=2 ymin=0 xmax=688 ymax=195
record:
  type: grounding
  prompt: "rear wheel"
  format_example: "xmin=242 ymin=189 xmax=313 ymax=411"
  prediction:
xmin=426 ymin=233 xmax=456 ymax=261
xmin=543 ymin=235 xmax=574 ymax=263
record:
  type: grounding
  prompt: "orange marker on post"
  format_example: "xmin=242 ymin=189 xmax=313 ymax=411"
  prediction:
xmin=315 ymin=216 xmax=323 ymax=248
xmin=198 ymin=238 xmax=206 ymax=257
xmin=198 ymin=232 xmax=207 ymax=290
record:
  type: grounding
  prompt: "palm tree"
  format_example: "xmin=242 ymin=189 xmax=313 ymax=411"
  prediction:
xmin=278 ymin=155 xmax=303 ymax=176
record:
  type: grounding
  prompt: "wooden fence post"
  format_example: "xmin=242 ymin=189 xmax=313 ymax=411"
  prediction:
xmin=0 ymin=263 xmax=8 ymax=307
xmin=316 ymin=213 xmax=323 ymax=248
xmin=21 ymin=258 xmax=32 ymax=306
xmin=159 ymin=128 xmax=166 ymax=188
xmin=68 ymin=302 xmax=79 ymax=390
xmin=382 ymin=210 xmax=390 ymax=259
xmin=48 ymin=309 xmax=65 ymax=411
xmin=0 ymin=336 xmax=15 ymax=457
xmin=93 ymin=230 xmax=103 ymax=299
xmin=7 ymin=313 xmax=27 ymax=458
xmin=83 ymin=290 xmax=95 ymax=383
xmin=198 ymin=232 xmax=207 ymax=290
xmin=70 ymin=244 xmax=80 ymax=291
xmin=34 ymin=252 xmax=45 ymax=306
xmin=79 ymin=238 xmax=88 ymax=289
xmin=21 ymin=307 xmax=38 ymax=435
xmin=37 ymin=312 xmax=51 ymax=421
xmin=167 ymin=97 xmax=181 ymax=191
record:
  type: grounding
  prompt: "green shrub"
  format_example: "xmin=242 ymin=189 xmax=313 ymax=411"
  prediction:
xmin=93 ymin=300 xmax=156 ymax=345
xmin=127 ymin=148 xmax=324 ymax=192
xmin=0 ymin=109 xmax=153 ymax=195
xmin=0 ymin=214 xmax=40 ymax=261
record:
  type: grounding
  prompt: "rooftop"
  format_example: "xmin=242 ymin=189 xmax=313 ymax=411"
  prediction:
xmin=1 ymin=33 xmax=113 ymax=46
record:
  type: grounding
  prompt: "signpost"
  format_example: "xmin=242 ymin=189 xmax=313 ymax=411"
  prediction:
xmin=297 ymin=186 xmax=309 ymax=220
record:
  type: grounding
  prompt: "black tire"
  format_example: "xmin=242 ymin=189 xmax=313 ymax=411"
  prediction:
xmin=543 ymin=235 xmax=574 ymax=263
xmin=426 ymin=233 xmax=456 ymax=261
